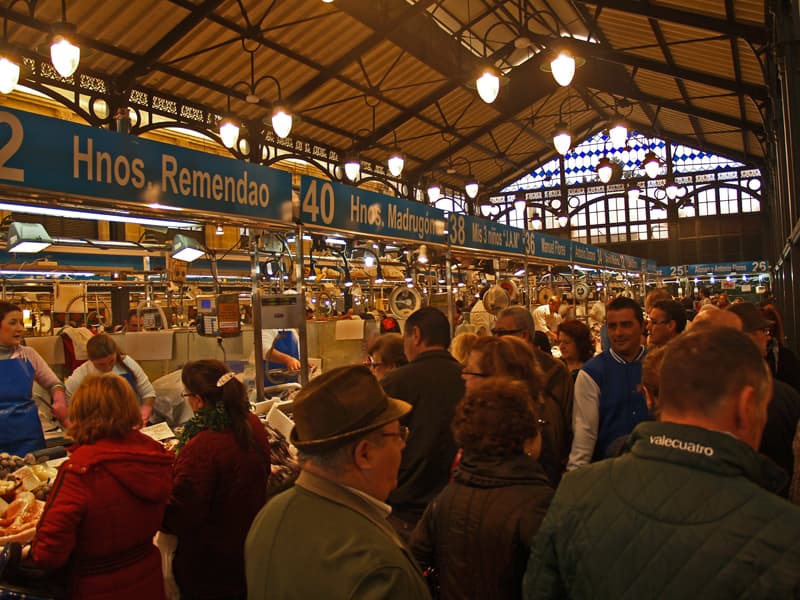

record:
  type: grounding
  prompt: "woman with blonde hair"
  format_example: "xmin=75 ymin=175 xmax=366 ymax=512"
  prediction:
xmin=30 ymin=373 xmax=173 ymax=600
xmin=449 ymin=331 xmax=478 ymax=365
xmin=462 ymin=336 xmax=568 ymax=485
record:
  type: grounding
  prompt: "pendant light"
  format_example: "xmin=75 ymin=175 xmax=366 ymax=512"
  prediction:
xmin=557 ymin=214 xmax=569 ymax=228
xmin=427 ymin=182 xmax=441 ymax=203
xmin=343 ymin=153 xmax=361 ymax=182
xmin=550 ymin=51 xmax=576 ymax=87
xmin=665 ymin=179 xmax=679 ymax=200
xmin=50 ymin=3 xmax=80 ymax=80
xmin=271 ymin=106 xmax=293 ymax=139
xmin=643 ymin=151 xmax=661 ymax=179
xmin=609 ymin=122 xmax=628 ymax=149
xmin=464 ymin=178 xmax=479 ymax=200
xmin=0 ymin=54 xmax=20 ymax=94
xmin=387 ymin=150 xmax=405 ymax=178
xmin=476 ymin=68 xmax=500 ymax=104
xmin=553 ymin=122 xmax=572 ymax=156
xmin=219 ymin=115 xmax=240 ymax=149
xmin=627 ymin=185 xmax=641 ymax=203
xmin=596 ymin=157 xmax=613 ymax=184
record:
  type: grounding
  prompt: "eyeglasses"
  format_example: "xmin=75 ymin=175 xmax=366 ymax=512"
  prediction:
xmin=181 ymin=392 xmax=195 ymax=398
xmin=363 ymin=359 xmax=384 ymax=369
xmin=491 ymin=328 xmax=525 ymax=337
xmin=462 ymin=370 xmax=489 ymax=378
xmin=380 ymin=425 xmax=410 ymax=442
xmin=759 ymin=327 xmax=772 ymax=335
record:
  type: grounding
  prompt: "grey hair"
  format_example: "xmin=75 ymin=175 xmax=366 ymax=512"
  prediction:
xmin=497 ymin=306 xmax=535 ymax=337
xmin=296 ymin=429 xmax=388 ymax=471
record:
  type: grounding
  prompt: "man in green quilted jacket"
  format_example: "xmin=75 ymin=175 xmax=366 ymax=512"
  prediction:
xmin=523 ymin=326 xmax=800 ymax=599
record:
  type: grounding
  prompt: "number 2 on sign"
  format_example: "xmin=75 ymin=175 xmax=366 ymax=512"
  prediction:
xmin=0 ymin=111 xmax=24 ymax=182
xmin=302 ymin=180 xmax=334 ymax=224
xmin=448 ymin=214 xmax=465 ymax=245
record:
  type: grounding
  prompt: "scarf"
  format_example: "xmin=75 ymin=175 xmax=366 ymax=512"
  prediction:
xmin=176 ymin=400 xmax=232 ymax=452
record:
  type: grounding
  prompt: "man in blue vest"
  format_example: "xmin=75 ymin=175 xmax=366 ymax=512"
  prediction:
xmin=568 ymin=296 xmax=648 ymax=469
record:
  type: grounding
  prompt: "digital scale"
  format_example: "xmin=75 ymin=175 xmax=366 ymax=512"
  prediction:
xmin=196 ymin=293 xmax=241 ymax=337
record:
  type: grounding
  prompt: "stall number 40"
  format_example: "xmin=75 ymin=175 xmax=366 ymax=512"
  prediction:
xmin=0 ymin=112 xmax=25 ymax=182
xmin=301 ymin=179 xmax=335 ymax=225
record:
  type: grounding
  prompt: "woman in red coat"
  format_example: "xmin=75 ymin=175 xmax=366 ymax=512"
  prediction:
xmin=30 ymin=373 xmax=173 ymax=600
xmin=162 ymin=360 xmax=270 ymax=600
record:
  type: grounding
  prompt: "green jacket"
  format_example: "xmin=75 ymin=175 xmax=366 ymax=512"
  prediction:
xmin=524 ymin=421 xmax=800 ymax=599
xmin=245 ymin=470 xmax=431 ymax=600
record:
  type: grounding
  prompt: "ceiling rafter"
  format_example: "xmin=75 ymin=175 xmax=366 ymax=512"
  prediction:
xmin=575 ymin=0 xmax=768 ymax=45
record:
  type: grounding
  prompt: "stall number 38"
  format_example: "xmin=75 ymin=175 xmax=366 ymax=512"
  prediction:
xmin=0 ymin=112 xmax=25 ymax=183
xmin=448 ymin=214 xmax=465 ymax=245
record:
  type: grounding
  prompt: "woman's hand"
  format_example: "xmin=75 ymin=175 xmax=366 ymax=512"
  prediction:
xmin=140 ymin=403 xmax=153 ymax=426
xmin=51 ymin=388 xmax=68 ymax=426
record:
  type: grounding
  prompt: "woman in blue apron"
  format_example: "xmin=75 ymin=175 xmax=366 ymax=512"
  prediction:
xmin=0 ymin=301 xmax=67 ymax=455
xmin=65 ymin=333 xmax=157 ymax=425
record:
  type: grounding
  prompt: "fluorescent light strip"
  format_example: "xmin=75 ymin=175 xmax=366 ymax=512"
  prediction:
xmin=0 ymin=202 xmax=198 ymax=229
xmin=0 ymin=270 xmax=95 ymax=276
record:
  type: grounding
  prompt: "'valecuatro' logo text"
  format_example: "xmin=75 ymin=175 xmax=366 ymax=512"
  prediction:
xmin=649 ymin=435 xmax=714 ymax=457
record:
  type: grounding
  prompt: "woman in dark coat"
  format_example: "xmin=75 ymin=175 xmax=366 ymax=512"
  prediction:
xmin=162 ymin=359 xmax=270 ymax=600
xmin=31 ymin=373 xmax=173 ymax=600
xmin=409 ymin=377 xmax=553 ymax=600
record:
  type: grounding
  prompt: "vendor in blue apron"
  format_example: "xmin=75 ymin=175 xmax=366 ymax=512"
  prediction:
xmin=65 ymin=333 xmax=157 ymax=426
xmin=0 ymin=301 xmax=68 ymax=455
xmin=263 ymin=328 xmax=300 ymax=387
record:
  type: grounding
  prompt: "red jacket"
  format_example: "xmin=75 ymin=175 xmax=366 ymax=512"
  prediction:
xmin=31 ymin=430 xmax=173 ymax=600
xmin=163 ymin=412 xmax=270 ymax=599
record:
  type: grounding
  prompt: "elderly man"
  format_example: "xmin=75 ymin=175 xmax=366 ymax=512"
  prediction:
xmin=568 ymin=296 xmax=648 ymax=469
xmin=494 ymin=306 xmax=573 ymax=479
xmin=381 ymin=307 xmax=464 ymax=537
xmin=533 ymin=297 xmax=562 ymax=343
xmin=524 ymin=327 xmax=800 ymax=599
xmin=245 ymin=365 xmax=430 ymax=599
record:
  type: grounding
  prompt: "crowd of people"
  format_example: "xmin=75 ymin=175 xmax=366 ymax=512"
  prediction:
xmin=4 ymin=289 xmax=800 ymax=599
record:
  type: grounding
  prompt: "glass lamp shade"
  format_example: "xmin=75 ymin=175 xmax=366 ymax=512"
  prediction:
xmin=464 ymin=180 xmax=479 ymax=199
xmin=0 ymin=57 xmax=20 ymax=94
xmin=643 ymin=152 xmax=661 ymax=179
xmin=627 ymin=186 xmax=641 ymax=203
xmin=219 ymin=117 xmax=240 ymax=149
xmin=271 ymin=107 xmax=293 ymax=139
xmin=550 ymin=51 xmax=576 ymax=87
xmin=609 ymin=123 xmax=628 ymax=149
xmin=427 ymin=184 xmax=441 ymax=203
xmin=597 ymin=157 xmax=613 ymax=184
xmin=553 ymin=125 xmax=572 ymax=155
xmin=514 ymin=198 xmax=526 ymax=214
xmin=476 ymin=70 xmax=500 ymax=104
xmin=50 ymin=36 xmax=80 ymax=78
xmin=557 ymin=214 xmax=569 ymax=227
xmin=417 ymin=244 xmax=429 ymax=264
xmin=666 ymin=182 xmax=679 ymax=200
xmin=387 ymin=152 xmax=404 ymax=177
xmin=531 ymin=216 xmax=543 ymax=230
xmin=344 ymin=157 xmax=360 ymax=181
xmin=479 ymin=203 xmax=492 ymax=217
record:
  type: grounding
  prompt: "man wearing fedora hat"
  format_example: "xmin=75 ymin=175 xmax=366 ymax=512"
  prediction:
xmin=245 ymin=365 xmax=431 ymax=600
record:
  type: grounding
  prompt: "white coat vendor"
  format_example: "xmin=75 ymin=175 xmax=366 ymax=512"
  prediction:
xmin=0 ymin=301 xmax=67 ymax=455
xmin=65 ymin=333 xmax=156 ymax=426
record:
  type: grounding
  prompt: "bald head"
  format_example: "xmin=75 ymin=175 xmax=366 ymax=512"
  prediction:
xmin=688 ymin=307 xmax=743 ymax=331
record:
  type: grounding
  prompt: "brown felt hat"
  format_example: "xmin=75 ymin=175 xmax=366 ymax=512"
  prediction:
xmin=290 ymin=365 xmax=411 ymax=453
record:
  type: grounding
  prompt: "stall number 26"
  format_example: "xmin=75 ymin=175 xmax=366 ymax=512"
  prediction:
xmin=0 ymin=112 xmax=25 ymax=183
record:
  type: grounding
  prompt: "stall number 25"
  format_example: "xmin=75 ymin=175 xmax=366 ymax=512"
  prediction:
xmin=0 ymin=112 xmax=25 ymax=183
xmin=302 ymin=179 xmax=335 ymax=225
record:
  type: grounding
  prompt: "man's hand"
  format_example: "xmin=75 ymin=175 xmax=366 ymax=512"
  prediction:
xmin=51 ymin=388 xmax=68 ymax=425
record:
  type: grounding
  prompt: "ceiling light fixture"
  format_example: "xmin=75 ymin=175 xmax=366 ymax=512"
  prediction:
xmin=219 ymin=114 xmax=240 ymax=149
xmin=50 ymin=15 xmax=80 ymax=79
xmin=417 ymin=244 xmax=429 ymax=264
xmin=171 ymin=234 xmax=205 ymax=262
xmin=609 ymin=122 xmax=628 ymax=149
xmin=343 ymin=153 xmax=361 ymax=182
xmin=271 ymin=106 xmax=293 ymax=139
xmin=530 ymin=215 xmax=543 ymax=230
xmin=553 ymin=122 xmax=572 ymax=156
xmin=6 ymin=222 xmax=52 ymax=253
xmin=557 ymin=214 xmax=569 ymax=228
xmin=215 ymin=224 xmax=224 ymax=235
xmin=665 ymin=179 xmax=679 ymax=200
xmin=550 ymin=50 xmax=576 ymax=87
xmin=642 ymin=151 xmax=661 ymax=179
xmin=627 ymin=184 xmax=641 ymax=203
xmin=427 ymin=182 xmax=441 ymax=203
xmin=465 ymin=177 xmax=479 ymax=199
xmin=0 ymin=201 xmax=197 ymax=229
xmin=0 ymin=49 xmax=20 ymax=94
xmin=476 ymin=67 xmax=501 ymax=103
xmin=387 ymin=150 xmax=404 ymax=178
xmin=596 ymin=156 xmax=613 ymax=184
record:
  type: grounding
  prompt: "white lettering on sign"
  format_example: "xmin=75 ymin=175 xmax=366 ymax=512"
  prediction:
xmin=387 ymin=204 xmax=443 ymax=240
xmin=449 ymin=214 xmax=465 ymax=245
xmin=574 ymin=246 xmax=597 ymax=262
xmin=302 ymin=179 xmax=334 ymax=224
xmin=0 ymin=111 xmax=25 ymax=182
xmin=161 ymin=154 xmax=269 ymax=208
xmin=73 ymin=136 xmax=146 ymax=188
xmin=541 ymin=238 xmax=567 ymax=257
xmin=350 ymin=195 xmax=383 ymax=227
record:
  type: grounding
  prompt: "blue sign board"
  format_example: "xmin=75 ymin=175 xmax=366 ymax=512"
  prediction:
xmin=524 ymin=231 xmax=570 ymax=262
xmin=646 ymin=259 xmax=658 ymax=274
xmin=0 ymin=107 xmax=292 ymax=220
xmin=571 ymin=241 xmax=600 ymax=266
xmin=446 ymin=213 xmax=523 ymax=255
xmin=299 ymin=175 xmax=446 ymax=243
xmin=622 ymin=254 xmax=642 ymax=272
xmin=656 ymin=261 xmax=769 ymax=277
